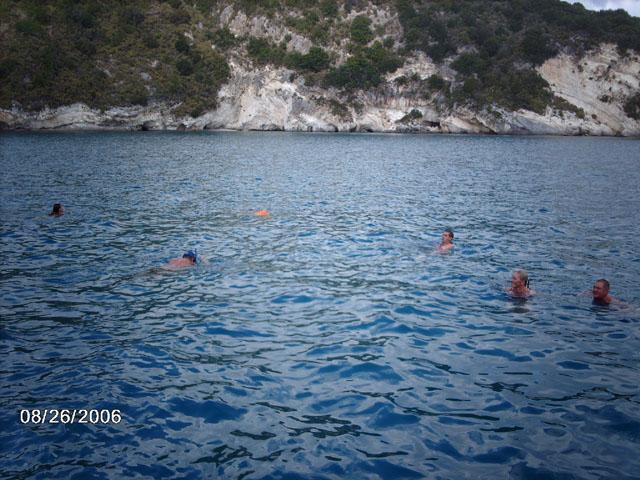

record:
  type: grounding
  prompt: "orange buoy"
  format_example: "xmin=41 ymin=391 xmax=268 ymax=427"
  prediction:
xmin=255 ymin=209 xmax=270 ymax=217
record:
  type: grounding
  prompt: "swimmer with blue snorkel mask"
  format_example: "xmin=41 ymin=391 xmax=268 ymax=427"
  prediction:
xmin=164 ymin=250 xmax=206 ymax=269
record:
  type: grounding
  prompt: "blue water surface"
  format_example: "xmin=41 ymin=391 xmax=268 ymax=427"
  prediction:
xmin=1 ymin=131 xmax=639 ymax=479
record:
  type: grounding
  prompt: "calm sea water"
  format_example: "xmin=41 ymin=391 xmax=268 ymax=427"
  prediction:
xmin=1 ymin=131 xmax=639 ymax=479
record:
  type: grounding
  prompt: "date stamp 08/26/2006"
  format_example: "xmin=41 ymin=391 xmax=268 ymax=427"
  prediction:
xmin=20 ymin=409 xmax=122 ymax=425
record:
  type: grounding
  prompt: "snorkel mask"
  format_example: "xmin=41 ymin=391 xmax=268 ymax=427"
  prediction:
xmin=182 ymin=250 xmax=197 ymax=264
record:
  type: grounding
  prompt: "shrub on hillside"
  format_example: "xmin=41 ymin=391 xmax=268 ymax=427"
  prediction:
xmin=451 ymin=52 xmax=486 ymax=76
xmin=364 ymin=42 xmax=403 ymax=73
xmin=623 ymin=93 xmax=640 ymax=120
xmin=0 ymin=59 xmax=18 ymax=80
xmin=492 ymin=69 xmax=553 ymax=114
xmin=325 ymin=56 xmax=381 ymax=89
xmin=175 ymin=37 xmax=191 ymax=53
xmin=399 ymin=109 xmax=423 ymax=123
xmin=210 ymin=28 xmax=237 ymax=50
xmin=520 ymin=27 xmax=558 ymax=65
xmin=247 ymin=37 xmax=286 ymax=65
xmin=427 ymin=74 xmax=446 ymax=91
xmin=15 ymin=19 xmax=42 ymax=35
xmin=143 ymin=33 xmax=160 ymax=49
xmin=122 ymin=6 xmax=145 ymax=26
xmin=351 ymin=16 xmax=373 ymax=45
xmin=552 ymin=96 xmax=586 ymax=118
xmin=195 ymin=0 xmax=217 ymax=15
xmin=288 ymin=47 xmax=331 ymax=72
xmin=325 ymin=43 xmax=402 ymax=90
xmin=176 ymin=58 xmax=194 ymax=76
xmin=320 ymin=0 xmax=339 ymax=18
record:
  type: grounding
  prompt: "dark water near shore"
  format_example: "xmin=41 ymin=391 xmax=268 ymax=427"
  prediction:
xmin=1 ymin=131 xmax=639 ymax=479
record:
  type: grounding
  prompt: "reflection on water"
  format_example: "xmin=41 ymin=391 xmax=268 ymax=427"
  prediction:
xmin=1 ymin=132 xmax=639 ymax=479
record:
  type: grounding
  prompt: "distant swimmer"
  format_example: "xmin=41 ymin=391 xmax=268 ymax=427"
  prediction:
xmin=436 ymin=229 xmax=454 ymax=252
xmin=508 ymin=270 xmax=534 ymax=298
xmin=591 ymin=278 xmax=618 ymax=306
xmin=165 ymin=251 xmax=199 ymax=269
xmin=255 ymin=209 xmax=270 ymax=217
xmin=49 ymin=203 xmax=64 ymax=217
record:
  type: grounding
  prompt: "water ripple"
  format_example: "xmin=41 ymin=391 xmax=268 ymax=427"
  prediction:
xmin=1 ymin=132 xmax=639 ymax=479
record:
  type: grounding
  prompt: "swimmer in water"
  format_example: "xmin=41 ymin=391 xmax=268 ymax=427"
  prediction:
xmin=437 ymin=229 xmax=454 ymax=252
xmin=577 ymin=279 xmax=628 ymax=309
xmin=508 ymin=270 xmax=534 ymax=298
xmin=591 ymin=278 xmax=617 ymax=306
xmin=165 ymin=251 xmax=199 ymax=269
xmin=49 ymin=203 xmax=64 ymax=217
xmin=255 ymin=209 xmax=270 ymax=217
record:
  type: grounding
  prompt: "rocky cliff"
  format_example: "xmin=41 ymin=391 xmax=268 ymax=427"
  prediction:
xmin=1 ymin=2 xmax=639 ymax=135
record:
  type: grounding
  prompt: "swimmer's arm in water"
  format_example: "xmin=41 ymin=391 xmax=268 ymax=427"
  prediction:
xmin=610 ymin=297 xmax=633 ymax=309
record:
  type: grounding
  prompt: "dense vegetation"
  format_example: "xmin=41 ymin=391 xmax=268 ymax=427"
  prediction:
xmin=325 ymin=41 xmax=403 ymax=89
xmin=1 ymin=0 xmax=639 ymax=117
xmin=0 ymin=0 xmax=230 ymax=116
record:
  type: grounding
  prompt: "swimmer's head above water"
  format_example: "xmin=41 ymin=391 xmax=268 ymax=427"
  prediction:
xmin=510 ymin=270 xmax=533 ymax=297
xmin=592 ymin=278 xmax=611 ymax=305
xmin=437 ymin=228 xmax=454 ymax=252
xmin=182 ymin=250 xmax=197 ymax=264
xmin=512 ymin=270 xmax=529 ymax=287
xmin=50 ymin=203 xmax=64 ymax=216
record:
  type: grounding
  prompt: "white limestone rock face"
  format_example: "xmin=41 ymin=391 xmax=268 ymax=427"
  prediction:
xmin=217 ymin=7 xmax=312 ymax=54
xmin=441 ymin=111 xmax=493 ymax=134
xmin=538 ymin=44 xmax=640 ymax=136
xmin=202 ymin=62 xmax=411 ymax=133
xmin=439 ymin=44 xmax=640 ymax=136
xmin=0 ymin=103 xmax=179 ymax=130
xmin=201 ymin=64 xmax=326 ymax=131
xmin=388 ymin=52 xmax=442 ymax=83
